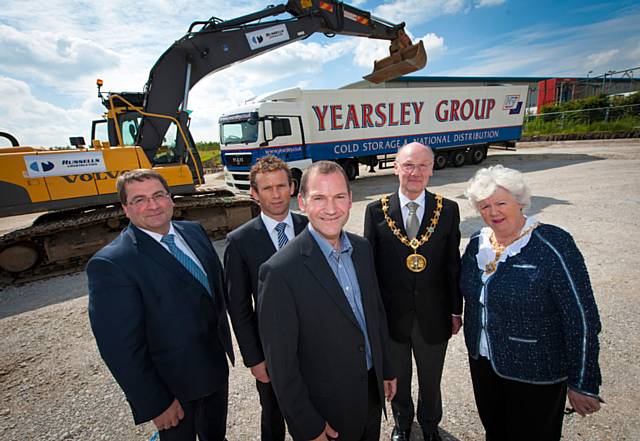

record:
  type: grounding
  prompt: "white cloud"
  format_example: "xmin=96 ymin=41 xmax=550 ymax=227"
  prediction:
xmin=475 ymin=0 xmax=506 ymax=7
xmin=374 ymin=0 xmax=467 ymax=28
xmin=629 ymin=41 xmax=640 ymax=61
xmin=372 ymin=0 xmax=504 ymax=28
xmin=0 ymin=76 xmax=98 ymax=147
xmin=586 ymin=49 xmax=620 ymax=70
xmin=421 ymin=33 xmax=447 ymax=56
xmin=0 ymin=24 xmax=120 ymax=84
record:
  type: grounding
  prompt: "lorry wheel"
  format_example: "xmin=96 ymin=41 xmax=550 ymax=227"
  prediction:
xmin=452 ymin=151 xmax=466 ymax=167
xmin=434 ymin=152 xmax=447 ymax=170
xmin=291 ymin=169 xmax=302 ymax=196
xmin=341 ymin=160 xmax=358 ymax=181
xmin=470 ymin=146 xmax=486 ymax=164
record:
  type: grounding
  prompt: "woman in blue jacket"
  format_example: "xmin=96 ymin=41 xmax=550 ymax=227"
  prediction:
xmin=460 ymin=165 xmax=602 ymax=441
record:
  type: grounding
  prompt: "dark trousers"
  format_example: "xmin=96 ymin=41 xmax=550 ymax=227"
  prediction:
xmin=359 ymin=368 xmax=383 ymax=441
xmin=391 ymin=318 xmax=448 ymax=434
xmin=160 ymin=384 xmax=228 ymax=441
xmin=469 ymin=356 xmax=567 ymax=441
xmin=256 ymin=380 xmax=286 ymax=441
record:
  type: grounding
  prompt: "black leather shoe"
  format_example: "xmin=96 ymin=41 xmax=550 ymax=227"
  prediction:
xmin=422 ymin=431 xmax=442 ymax=441
xmin=391 ymin=426 xmax=411 ymax=441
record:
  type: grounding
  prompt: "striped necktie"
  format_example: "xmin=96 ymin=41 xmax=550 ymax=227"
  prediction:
xmin=161 ymin=234 xmax=212 ymax=296
xmin=275 ymin=222 xmax=289 ymax=249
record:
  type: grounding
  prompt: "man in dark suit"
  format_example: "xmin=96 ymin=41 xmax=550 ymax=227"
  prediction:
xmin=258 ymin=161 xmax=397 ymax=441
xmin=224 ymin=156 xmax=307 ymax=440
xmin=364 ymin=142 xmax=462 ymax=441
xmin=87 ymin=169 xmax=234 ymax=441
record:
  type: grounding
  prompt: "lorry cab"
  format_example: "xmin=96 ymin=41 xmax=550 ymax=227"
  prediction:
xmin=219 ymin=91 xmax=310 ymax=193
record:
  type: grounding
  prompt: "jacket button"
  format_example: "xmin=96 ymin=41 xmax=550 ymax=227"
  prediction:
xmin=359 ymin=345 xmax=364 ymax=352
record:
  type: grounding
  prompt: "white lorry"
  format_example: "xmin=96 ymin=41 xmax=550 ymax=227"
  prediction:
xmin=220 ymin=85 xmax=529 ymax=192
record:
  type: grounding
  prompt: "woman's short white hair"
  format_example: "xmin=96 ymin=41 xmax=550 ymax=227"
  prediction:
xmin=465 ymin=165 xmax=531 ymax=211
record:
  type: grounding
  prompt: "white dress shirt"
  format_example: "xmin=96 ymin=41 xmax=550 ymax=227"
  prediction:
xmin=398 ymin=189 xmax=426 ymax=228
xmin=261 ymin=211 xmax=294 ymax=250
xmin=137 ymin=223 xmax=206 ymax=273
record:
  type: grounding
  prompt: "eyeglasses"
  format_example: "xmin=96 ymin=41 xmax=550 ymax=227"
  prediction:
xmin=127 ymin=191 xmax=171 ymax=207
xmin=398 ymin=162 xmax=433 ymax=173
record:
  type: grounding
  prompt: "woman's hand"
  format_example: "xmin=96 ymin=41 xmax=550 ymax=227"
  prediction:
xmin=567 ymin=389 xmax=601 ymax=417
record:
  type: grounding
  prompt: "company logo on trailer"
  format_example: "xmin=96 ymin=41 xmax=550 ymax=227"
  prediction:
xmin=29 ymin=161 xmax=55 ymax=173
xmin=504 ymin=95 xmax=523 ymax=114
xmin=312 ymin=101 xmax=425 ymax=131
xmin=435 ymin=98 xmax=496 ymax=122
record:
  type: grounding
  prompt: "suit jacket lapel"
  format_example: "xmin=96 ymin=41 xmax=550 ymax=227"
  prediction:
xmin=292 ymin=213 xmax=307 ymax=236
xmin=350 ymin=237 xmax=377 ymax=335
xmin=299 ymin=230 xmax=360 ymax=329
xmin=388 ymin=192 xmax=405 ymax=234
xmin=419 ymin=190 xmax=436 ymax=233
xmin=254 ymin=216 xmax=277 ymax=255
xmin=129 ymin=224 xmax=199 ymax=289
xmin=162 ymin=223 xmax=213 ymax=297
xmin=387 ymin=193 xmax=412 ymax=258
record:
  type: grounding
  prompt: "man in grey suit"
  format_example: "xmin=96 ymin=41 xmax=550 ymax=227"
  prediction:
xmin=224 ymin=156 xmax=307 ymax=440
xmin=258 ymin=161 xmax=397 ymax=441
xmin=87 ymin=169 xmax=234 ymax=441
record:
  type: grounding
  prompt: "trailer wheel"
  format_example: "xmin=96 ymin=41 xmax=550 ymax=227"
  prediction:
xmin=434 ymin=152 xmax=447 ymax=170
xmin=470 ymin=146 xmax=487 ymax=164
xmin=341 ymin=160 xmax=359 ymax=181
xmin=452 ymin=151 xmax=466 ymax=167
xmin=291 ymin=169 xmax=302 ymax=196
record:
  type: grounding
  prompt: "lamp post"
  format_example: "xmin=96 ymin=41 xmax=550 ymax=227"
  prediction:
xmin=586 ymin=71 xmax=593 ymax=97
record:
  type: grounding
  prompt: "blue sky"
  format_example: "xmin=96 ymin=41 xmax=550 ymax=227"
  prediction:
xmin=1 ymin=0 xmax=638 ymax=147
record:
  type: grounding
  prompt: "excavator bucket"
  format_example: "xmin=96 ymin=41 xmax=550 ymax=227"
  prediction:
xmin=364 ymin=39 xmax=427 ymax=84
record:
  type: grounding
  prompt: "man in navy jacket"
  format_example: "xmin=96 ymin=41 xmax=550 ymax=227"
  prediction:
xmin=87 ymin=169 xmax=234 ymax=441
xmin=224 ymin=156 xmax=307 ymax=440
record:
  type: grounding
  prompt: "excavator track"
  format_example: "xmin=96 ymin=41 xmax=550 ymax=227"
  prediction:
xmin=0 ymin=189 xmax=258 ymax=287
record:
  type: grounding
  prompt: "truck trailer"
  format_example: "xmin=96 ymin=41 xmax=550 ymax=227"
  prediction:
xmin=220 ymin=85 xmax=529 ymax=192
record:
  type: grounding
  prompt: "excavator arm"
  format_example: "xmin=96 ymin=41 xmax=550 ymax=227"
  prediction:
xmin=138 ymin=0 xmax=426 ymax=163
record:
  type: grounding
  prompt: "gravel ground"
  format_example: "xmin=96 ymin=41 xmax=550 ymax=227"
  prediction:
xmin=1 ymin=139 xmax=639 ymax=440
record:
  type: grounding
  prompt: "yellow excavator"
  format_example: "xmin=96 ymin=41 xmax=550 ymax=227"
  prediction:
xmin=0 ymin=0 xmax=426 ymax=283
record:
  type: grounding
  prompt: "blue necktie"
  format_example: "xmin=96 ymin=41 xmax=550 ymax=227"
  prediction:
xmin=161 ymin=234 xmax=212 ymax=296
xmin=275 ymin=222 xmax=289 ymax=249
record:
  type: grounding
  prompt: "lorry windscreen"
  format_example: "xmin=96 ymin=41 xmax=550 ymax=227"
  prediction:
xmin=220 ymin=119 xmax=258 ymax=145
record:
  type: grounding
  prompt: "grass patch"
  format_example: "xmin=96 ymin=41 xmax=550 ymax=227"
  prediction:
xmin=195 ymin=142 xmax=221 ymax=167
xmin=524 ymin=116 xmax=640 ymax=136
